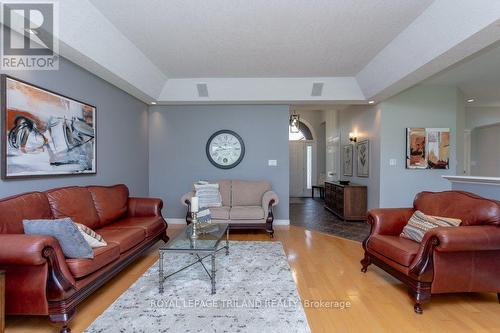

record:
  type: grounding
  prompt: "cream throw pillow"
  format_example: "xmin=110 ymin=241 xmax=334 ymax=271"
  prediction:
xmin=400 ymin=210 xmax=461 ymax=243
xmin=74 ymin=223 xmax=107 ymax=248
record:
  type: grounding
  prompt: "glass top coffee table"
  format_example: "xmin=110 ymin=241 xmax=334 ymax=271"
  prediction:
xmin=159 ymin=222 xmax=229 ymax=295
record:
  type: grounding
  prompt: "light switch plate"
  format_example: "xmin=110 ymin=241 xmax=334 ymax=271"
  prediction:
xmin=268 ymin=159 xmax=278 ymax=167
xmin=389 ymin=159 xmax=397 ymax=166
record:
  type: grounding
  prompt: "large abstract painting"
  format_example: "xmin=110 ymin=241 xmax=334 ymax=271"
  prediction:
xmin=406 ymin=128 xmax=449 ymax=169
xmin=1 ymin=75 xmax=96 ymax=178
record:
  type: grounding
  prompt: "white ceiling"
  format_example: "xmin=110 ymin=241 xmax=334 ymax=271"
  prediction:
xmin=89 ymin=0 xmax=433 ymax=78
xmin=424 ymin=43 xmax=500 ymax=107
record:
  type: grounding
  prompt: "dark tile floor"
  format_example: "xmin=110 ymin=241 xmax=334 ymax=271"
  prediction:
xmin=289 ymin=197 xmax=370 ymax=242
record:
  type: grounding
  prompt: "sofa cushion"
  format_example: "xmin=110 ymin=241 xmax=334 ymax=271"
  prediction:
xmin=209 ymin=207 xmax=230 ymax=220
xmin=231 ymin=180 xmax=271 ymax=206
xmin=0 ymin=192 xmax=52 ymax=234
xmin=230 ymin=206 xmax=265 ymax=220
xmin=368 ymin=235 xmax=419 ymax=267
xmin=215 ymin=180 xmax=232 ymax=207
xmin=102 ymin=217 xmax=165 ymax=238
xmin=46 ymin=187 xmax=100 ymax=230
xmin=66 ymin=243 xmax=120 ymax=278
xmin=88 ymin=185 xmax=129 ymax=227
xmin=97 ymin=228 xmax=145 ymax=253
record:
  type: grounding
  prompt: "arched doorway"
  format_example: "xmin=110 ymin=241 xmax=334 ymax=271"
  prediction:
xmin=289 ymin=120 xmax=316 ymax=197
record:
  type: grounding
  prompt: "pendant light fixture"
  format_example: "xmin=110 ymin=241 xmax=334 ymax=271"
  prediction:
xmin=289 ymin=113 xmax=300 ymax=133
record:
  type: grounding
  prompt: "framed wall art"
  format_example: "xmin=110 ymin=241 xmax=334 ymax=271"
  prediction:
xmin=406 ymin=128 xmax=450 ymax=170
xmin=1 ymin=75 xmax=96 ymax=179
xmin=343 ymin=144 xmax=353 ymax=177
xmin=356 ymin=140 xmax=369 ymax=177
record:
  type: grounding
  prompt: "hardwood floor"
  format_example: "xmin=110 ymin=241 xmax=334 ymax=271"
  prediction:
xmin=6 ymin=225 xmax=500 ymax=333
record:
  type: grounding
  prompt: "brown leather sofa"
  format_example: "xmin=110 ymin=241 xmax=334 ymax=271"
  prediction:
xmin=0 ymin=184 xmax=168 ymax=333
xmin=361 ymin=191 xmax=500 ymax=314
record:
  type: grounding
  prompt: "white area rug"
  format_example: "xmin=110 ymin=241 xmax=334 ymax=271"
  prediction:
xmin=85 ymin=241 xmax=310 ymax=333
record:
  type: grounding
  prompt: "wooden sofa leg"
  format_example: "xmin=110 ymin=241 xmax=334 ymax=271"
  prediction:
xmin=49 ymin=308 xmax=76 ymax=333
xmin=360 ymin=253 xmax=371 ymax=273
xmin=161 ymin=233 xmax=170 ymax=243
xmin=497 ymin=293 xmax=500 ymax=303
xmin=408 ymin=286 xmax=431 ymax=314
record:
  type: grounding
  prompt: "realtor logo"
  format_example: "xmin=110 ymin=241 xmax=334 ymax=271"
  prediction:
xmin=1 ymin=1 xmax=59 ymax=70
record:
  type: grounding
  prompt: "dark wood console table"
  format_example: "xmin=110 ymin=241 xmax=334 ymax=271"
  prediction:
xmin=324 ymin=181 xmax=367 ymax=221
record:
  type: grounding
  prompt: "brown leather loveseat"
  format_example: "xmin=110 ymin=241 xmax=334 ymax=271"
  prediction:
xmin=361 ymin=191 xmax=500 ymax=314
xmin=0 ymin=184 xmax=168 ymax=332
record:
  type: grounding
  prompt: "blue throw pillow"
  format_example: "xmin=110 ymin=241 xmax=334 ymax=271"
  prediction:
xmin=23 ymin=218 xmax=94 ymax=259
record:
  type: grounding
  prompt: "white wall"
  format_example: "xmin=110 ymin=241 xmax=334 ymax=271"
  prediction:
xmin=378 ymin=85 xmax=459 ymax=207
xmin=471 ymin=124 xmax=500 ymax=177
xmin=466 ymin=106 xmax=500 ymax=129
xmin=338 ymin=106 xmax=381 ymax=209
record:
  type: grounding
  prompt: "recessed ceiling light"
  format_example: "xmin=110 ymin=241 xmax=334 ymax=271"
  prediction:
xmin=466 ymin=98 xmax=475 ymax=103
xmin=368 ymin=100 xmax=375 ymax=104
xmin=151 ymin=102 xmax=157 ymax=105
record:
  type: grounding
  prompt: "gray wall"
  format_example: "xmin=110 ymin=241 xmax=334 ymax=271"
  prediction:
xmin=338 ymin=105 xmax=381 ymax=209
xmin=0 ymin=58 xmax=150 ymax=197
xmin=149 ymin=105 xmax=290 ymax=220
xmin=379 ymin=85 xmax=459 ymax=207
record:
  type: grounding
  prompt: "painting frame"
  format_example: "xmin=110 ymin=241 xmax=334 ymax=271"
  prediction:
xmin=342 ymin=144 xmax=353 ymax=177
xmin=356 ymin=139 xmax=369 ymax=178
xmin=406 ymin=127 xmax=450 ymax=170
xmin=1 ymin=74 xmax=97 ymax=179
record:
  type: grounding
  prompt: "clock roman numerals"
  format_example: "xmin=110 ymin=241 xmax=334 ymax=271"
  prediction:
xmin=206 ymin=130 xmax=245 ymax=169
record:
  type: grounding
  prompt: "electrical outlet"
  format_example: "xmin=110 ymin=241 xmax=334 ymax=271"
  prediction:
xmin=268 ymin=160 xmax=278 ymax=167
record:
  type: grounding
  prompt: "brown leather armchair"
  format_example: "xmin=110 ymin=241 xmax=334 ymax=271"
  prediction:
xmin=361 ymin=191 xmax=500 ymax=314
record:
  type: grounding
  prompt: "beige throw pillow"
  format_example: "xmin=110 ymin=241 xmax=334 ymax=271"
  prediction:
xmin=74 ymin=223 xmax=107 ymax=248
xmin=400 ymin=210 xmax=461 ymax=243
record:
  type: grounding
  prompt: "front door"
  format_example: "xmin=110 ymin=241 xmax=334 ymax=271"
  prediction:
xmin=289 ymin=141 xmax=314 ymax=197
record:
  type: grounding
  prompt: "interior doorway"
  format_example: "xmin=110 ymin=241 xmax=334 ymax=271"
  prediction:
xmin=290 ymin=141 xmax=315 ymax=197
xmin=289 ymin=120 xmax=316 ymax=197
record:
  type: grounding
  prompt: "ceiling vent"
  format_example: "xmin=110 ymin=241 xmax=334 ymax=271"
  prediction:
xmin=197 ymin=83 xmax=209 ymax=97
xmin=311 ymin=82 xmax=324 ymax=97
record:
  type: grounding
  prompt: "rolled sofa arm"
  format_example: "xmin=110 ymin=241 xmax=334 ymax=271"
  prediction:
xmin=0 ymin=234 xmax=76 ymax=285
xmin=262 ymin=191 xmax=279 ymax=211
xmin=181 ymin=191 xmax=195 ymax=207
xmin=128 ymin=197 xmax=163 ymax=217
xmin=425 ymin=225 xmax=500 ymax=252
xmin=367 ymin=208 xmax=415 ymax=236
xmin=409 ymin=225 xmax=500 ymax=280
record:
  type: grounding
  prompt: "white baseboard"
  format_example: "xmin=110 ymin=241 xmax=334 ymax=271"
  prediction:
xmin=166 ymin=218 xmax=290 ymax=225
xmin=166 ymin=218 xmax=187 ymax=225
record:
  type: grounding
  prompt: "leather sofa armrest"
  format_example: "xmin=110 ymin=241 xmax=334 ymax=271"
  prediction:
xmin=427 ymin=225 xmax=500 ymax=252
xmin=367 ymin=208 xmax=415 ymax=236
xmin=0 ymin=234 xmax=76 ymax=285
xmin=409 ymin=225 xmax=500 ymax=280
xmin=262 ymin=190 xmax=279 ymax=211
xmin=181 ymin=191 xmax=195 ymax=208
xmin=128 ymin=197 xmax=163 ymax=217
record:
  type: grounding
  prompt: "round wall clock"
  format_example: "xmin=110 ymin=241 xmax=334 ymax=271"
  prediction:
xmin=206 ymin=130 xmax=245 ymax=169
